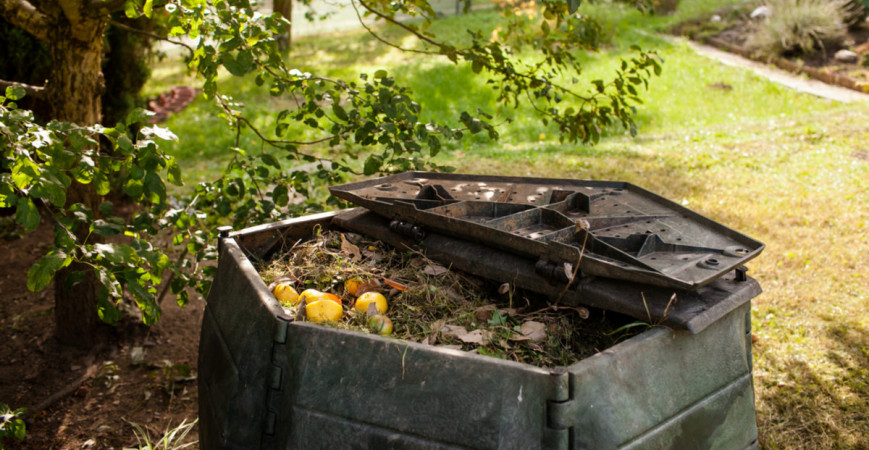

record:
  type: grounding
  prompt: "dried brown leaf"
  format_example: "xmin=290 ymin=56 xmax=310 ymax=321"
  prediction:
xmin=444 ymin=287 xmax=464 ymax=302
xmin=340 ymin=233 xmax=361 ymax=261
xmin=383 ymin=278 xmax=407 ymax=291
xmin=423 ymin=264 xmax=448 ymax=276
xmin=475 ymin=304 xmax=497 ymax=321
xmin=518 ymin=321 xmax=546 ymax=342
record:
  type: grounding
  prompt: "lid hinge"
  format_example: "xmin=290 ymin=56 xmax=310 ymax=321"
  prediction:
xmin=544 ymin=367 xmax=575 ymax=449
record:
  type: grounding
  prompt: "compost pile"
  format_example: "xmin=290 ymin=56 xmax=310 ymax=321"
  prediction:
xmin=258 ymin=228 xmax=635 ymax=368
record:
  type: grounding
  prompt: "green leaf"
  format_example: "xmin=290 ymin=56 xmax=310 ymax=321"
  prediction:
xmin=272 ymin=184 xmax=289 ymax=206
xmin=142 ymin=125 xmax=178 ymax=141
xmin=5 ymin=85 xmax=25 ymax=101
xmin=261 ymin=153 xmax=280 ymax=169
xmin=363 ymin=154 xmax=382 ymax=175
xmin=124 ymin=179 xmax=144 ymax=199
xmin=374 ymin=70 xmax=388 ymax=79
xmin=95 ymin=243 xmax=136 ymax=264
xmin=167 ymin=161 xmax=183 ymax=186
xmin=27 ymin=249 xmax=72 ymax=292
xmin=332 ymin=103 xmax=349 ymax=121
xmin=126 ymin=108 xmax=153 ymax=125
xmin=96 ymin=290 xmax=122 ymax=324
xmin=221 ymin=51 xmax=254 ymax=76
xmin=64 ymin=271 xmax=86 ymax=290
xmin=93 ymin=219 xmax=125 ymax=237
xmin=144 ymin=171 xmax=166 ymax=204
xmin=15 ymin=198 xmax=40 ymax=231
xmin=124 ymin=0 xmax=140 ymax=18
xmin=98 ymin=201 xmax=114 ymax=216
xmin=94 ymin=171 xmax=111 ymax=196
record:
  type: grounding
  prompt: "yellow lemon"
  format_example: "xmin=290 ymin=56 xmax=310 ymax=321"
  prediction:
xmin=320 ymin=292 xmax=343 ymax=305
xmin=355 ymin=291 xmax=388 ymax=314
xmin=305 ymin=299 xmax=344 ymax=323
xmin=368 ymin=314 xmax=393 ymax=335
xmin=273 ymin=283 xmax=300 ymax=306
xmin=298 ymin=289 xmax=323 ymax=305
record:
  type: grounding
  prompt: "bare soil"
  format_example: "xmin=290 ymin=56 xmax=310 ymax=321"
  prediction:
xmin=0 ymin=216 xmax=202 ymax=449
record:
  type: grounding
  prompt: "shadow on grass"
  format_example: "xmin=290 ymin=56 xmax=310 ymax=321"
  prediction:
xmin=755 ymin=322 xmax=869 ymax=449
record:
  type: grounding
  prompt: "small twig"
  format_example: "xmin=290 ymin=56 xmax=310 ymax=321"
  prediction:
xmin=156 ymin=247 xmax=188 ymax=305
xmin=554 ymin=220 xmax=590 ymax=304
xmin=351 ymin=0 xmax=441 ymax=56
xmin=0 ymin=79 xmax=46 ymax=100
xmin=24 ymin=360 xmax=100 ymax=419
xmin=108 ymin=19 xmax=195 ymax=57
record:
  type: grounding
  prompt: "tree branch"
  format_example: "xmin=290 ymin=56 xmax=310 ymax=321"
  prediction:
xmin=351 ymin=0 xmax=440 ymax=56
xmin=0 ymin=0 xmax=53 ymax=43
xmin=0 ymin=79 xmax=46 ymax=100
xmin=109 ymin=19 xmax=195 ymax=57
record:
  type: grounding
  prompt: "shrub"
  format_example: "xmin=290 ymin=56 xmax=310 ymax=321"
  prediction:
xmin=843 ymin=0 xmax=869 ymax=29
xmin=747 ymin=0 xmax=848 ymax=57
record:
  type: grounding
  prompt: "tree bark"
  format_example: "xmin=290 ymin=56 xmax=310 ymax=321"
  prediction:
xmin=46 ymin=14 xmax=105 ymax=124
xmin=274 ymin=0 xmax=292 ymax=52
xmin=46 ymin=8 xmax=109 ymax=348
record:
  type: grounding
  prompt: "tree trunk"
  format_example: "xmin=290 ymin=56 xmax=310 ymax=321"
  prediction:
xmin=275 ymin=0 xmax=292 ymax=52
xmin=48 ymin=15 xmax=109 ymax=348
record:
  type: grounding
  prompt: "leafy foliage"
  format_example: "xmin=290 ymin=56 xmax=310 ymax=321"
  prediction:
xmin=0 ymin=402 xmax=26 ymax=446
xmin=0 ymin=0 xmax=660 ymax=329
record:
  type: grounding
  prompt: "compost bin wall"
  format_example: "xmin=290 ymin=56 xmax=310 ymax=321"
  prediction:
xmin=199 ymin=212 xmax=759 ymax=450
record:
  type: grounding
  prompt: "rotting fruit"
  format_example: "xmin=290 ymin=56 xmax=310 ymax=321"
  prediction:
xmin=306 ymin=299 xmax=344 ymax=323
xmin=344 ymin=278 xmax=364 ymax=296
xmin=273 ymin=283 xmax=300 ymax=306
xmin=355 ymin=291 xmax=388 ymax=314
xmin=299 ymin=289 xmax=341 ymax=305
xmin=368 ymin=314 xmax=393 ymax=335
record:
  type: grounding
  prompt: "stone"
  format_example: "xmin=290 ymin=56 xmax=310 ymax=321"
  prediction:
xmin=710 ymin=14 xmax=722 ymax=22
xmin=835 ymin=49 xmax=859 ymax=63
xmin=750 ymin=6 xmax=771 ymax=19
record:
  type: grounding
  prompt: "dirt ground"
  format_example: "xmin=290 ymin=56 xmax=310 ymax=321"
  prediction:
xmin=0 ymin=217 xmax=202 ymax=449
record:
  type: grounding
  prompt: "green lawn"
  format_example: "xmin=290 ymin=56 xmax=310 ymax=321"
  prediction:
xmin=146 ymin=1 xmax=869 ymax=447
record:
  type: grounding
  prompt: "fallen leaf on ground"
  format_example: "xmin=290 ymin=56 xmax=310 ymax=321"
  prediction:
xmin=444 ymin=287 xmax=464 ymax=302
xmin=383 ymin=278 xmax=407 ymax=291
xmin=458 ymin=329 xmax=491 ymax=345
xmin=477 ymin=305 xmax=518 ymax=321
xmin=511 ymin=321 xmax=546 ymax=342
xmin=340 ymin=233 xmax=361 ymax=261
xmin=441 ymin=324 xmax=467 ymax=338
xmin=475 ymin=304 xmax=497 ymax=321
xmin=441 ymin=324 xmax=491 ymax=345
xmin=427 ymin=319 xmax=445 ymax=344
xmin=423 ymin=264 xmax=448 ymax=276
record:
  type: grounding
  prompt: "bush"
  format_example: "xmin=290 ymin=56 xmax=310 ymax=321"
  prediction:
xmin=843 ymin=0 xmax=869 ymax=29
xmin=747 ymin=0 xmax=848 ymax=57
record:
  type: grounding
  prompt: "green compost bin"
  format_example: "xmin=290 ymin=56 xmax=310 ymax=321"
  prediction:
xmin=198 ymin=210 xmax=761 ymax=450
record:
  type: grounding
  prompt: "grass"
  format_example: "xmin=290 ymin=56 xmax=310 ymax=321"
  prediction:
xmin=144 ymin=0 xmax=869 ymax=447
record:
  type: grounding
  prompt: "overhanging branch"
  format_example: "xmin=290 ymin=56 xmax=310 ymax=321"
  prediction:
xmin=0 ymin=0 xmax=53 ymax=43
xmin=0 ymin=79 xmax=46 ymax=100
xmin=109 ymin=19 xmax=195 ymax=57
